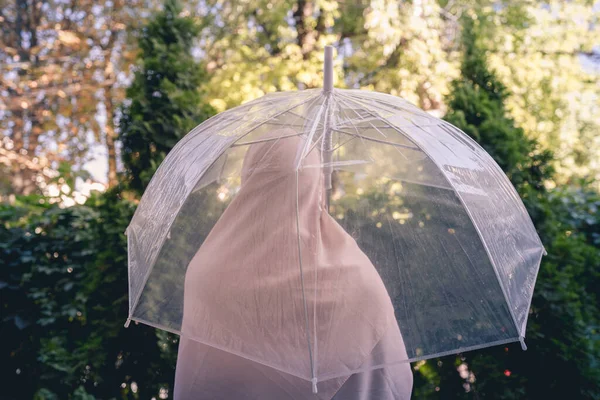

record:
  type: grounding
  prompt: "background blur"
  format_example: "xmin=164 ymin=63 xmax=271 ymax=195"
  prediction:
xmin=1 ymin=0 xmax=599 ymax=399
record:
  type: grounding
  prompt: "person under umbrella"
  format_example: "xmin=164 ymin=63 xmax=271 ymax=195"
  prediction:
xmin=125 ymin=46 xmax=545 ymax=399
xmin=174 ymin=131 xmax=413 ymax=399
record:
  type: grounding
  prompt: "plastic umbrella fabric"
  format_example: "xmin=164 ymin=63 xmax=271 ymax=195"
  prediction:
xmin=125 ymin=47 xmax=545 ymax=392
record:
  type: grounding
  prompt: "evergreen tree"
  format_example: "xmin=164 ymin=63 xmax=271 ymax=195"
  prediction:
xmin=423 ymin=15 xmax=600 ymax=400
xmin=119 ymin=0 xmax=215 ymax=194
xmin=444 ymin=16 xmax=554 ymax=194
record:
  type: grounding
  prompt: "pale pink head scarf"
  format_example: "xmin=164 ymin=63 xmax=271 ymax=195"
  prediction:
xmin=181 ymin=129 xmax=400 ymax=384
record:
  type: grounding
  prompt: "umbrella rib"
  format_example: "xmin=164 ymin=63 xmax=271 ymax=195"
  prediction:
xmin=391 ymin=177 xmax=454 ymax=191
xmin=271 ymin=111 xmax=317 ymax=127
xmin=261 ymin=122 xmax=306 ymax=128
xmin=336 ymin=92 xmax=429 ymax=152
xmin=296 ymin=95 xmax=328 ymax=168
xmin=329 ymin=133 xmax=359 ymax=153
xmin=518 ymin=250 xmax=545 ymax=336
xmin=333 ymin=115 xmax=380 ymax=129
xmin=337 ymin=92 xmax=523 ymax=339
xmin=332 ymin=99 xmax=394 ymax=142
xmin=227 ymin=93 xmax=323 ymax=149
xmin=329 ymin=97 xmax=380 ymax=129
xmin=128 ymin=316 xmax=316 ymax=381
xmin=333 ymin=119 xmax=413 ymax=162
xmin=292 ymin=94 xmax=333 ymax=382
xmin=287 ymin=109 xmax=317 ymax=123
xmin=342 ymin=91 xmax=439 ymax=123
xmin=302 ymin=159 xmax=371 ymax=169
xmin=331 ymin=96 xmax=376 ymax=164
xmin=295 ymin=169 xmax=317 ymax=384
xmin=231 ymin=131 xmax=304 ymax=147
xmin=305 ymin=129 xmax=327 ymax=155
xmin=330 ymin=128 xmax=422 ymax=151
xmin=226 ymin=94 xmax=322 ymax=149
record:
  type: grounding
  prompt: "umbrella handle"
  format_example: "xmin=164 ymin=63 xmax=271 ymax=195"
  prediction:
xmin=323 ymin=46 xmax=333 ymax=93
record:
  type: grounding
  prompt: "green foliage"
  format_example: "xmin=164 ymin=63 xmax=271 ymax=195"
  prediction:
xmin=548 ymin=183 xmax=600 ymax=247
xmin=419 ymin=15 xmax=600 ymax=399
xmin=445 ymin=16 xmax=554 ymax=193
xmin=0 ymin=201 xmax=41 ymax=400
xmin=119 ymin=0 xmax=215 ymax=193
xmin=0 ymin=191 xmax=179 ymax=399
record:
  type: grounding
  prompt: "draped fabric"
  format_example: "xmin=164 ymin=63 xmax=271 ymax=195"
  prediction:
xmin=174 ymin=328 xmax=413 ymax=400
xmin=174 ymin=131 xmax=412 ymax=398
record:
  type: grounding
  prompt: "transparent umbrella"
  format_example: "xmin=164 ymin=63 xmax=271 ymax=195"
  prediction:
xmin=125 ymin=46 xmax=545 ymax=394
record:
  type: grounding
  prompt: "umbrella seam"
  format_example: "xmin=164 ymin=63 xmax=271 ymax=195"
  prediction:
xmin=518 ymin=248 xmax=545 ymax=336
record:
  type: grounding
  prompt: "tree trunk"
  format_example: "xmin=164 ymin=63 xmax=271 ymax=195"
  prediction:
xmin=104 ymin=91 xmax=118 ymax=187
xmin=293 ymin=0 xmax=324 ymax=60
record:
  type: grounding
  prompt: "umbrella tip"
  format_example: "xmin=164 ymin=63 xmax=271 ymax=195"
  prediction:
xmin=311 ymin=378 xmax=318 ymax=394
xmin=323 ymin=46 xmax=333 ymax=93
xmin=124 ymin=317 xmax=131 ymax=328
xmin=519 ymin=336 xmax=527 ymax=351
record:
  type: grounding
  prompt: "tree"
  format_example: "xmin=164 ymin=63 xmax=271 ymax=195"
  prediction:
xmin=0 ymin=0 xmax=142 ymax=190
xmin=0 ymin=190 xmax=179 ymax=399
xmin=481 ymin=0 xmax=600 ymax=188
xmin=413 ymin=15 xmax=600 ymax=399
xmin=445 ymin=15 xmax=554 ymax=194
xmin=195 ymin=0 xmax=600 ymax=187
xmin=119 ymin=0 xmax=215 ymax=194
xmin=193 ymin=0 xmax=456 ymax=113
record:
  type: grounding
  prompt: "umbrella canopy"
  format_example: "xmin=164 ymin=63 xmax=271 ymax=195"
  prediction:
xmin=125 ymin=47 xmax=545 ymax=391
